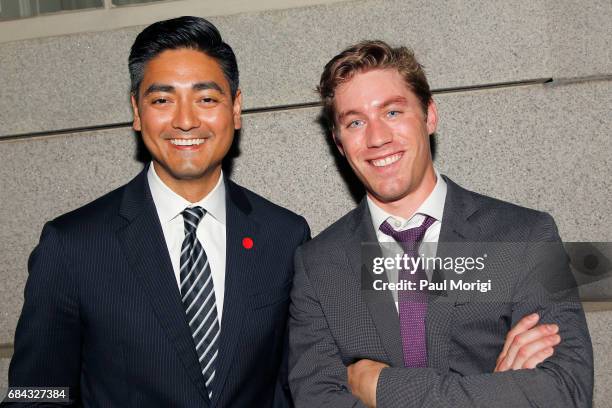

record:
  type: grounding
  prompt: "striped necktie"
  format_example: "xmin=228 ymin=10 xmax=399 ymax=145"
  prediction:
xmin=180 ymin=206 xmax=220 ymax=400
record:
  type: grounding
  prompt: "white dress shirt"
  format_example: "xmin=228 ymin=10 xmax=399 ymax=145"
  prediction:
xmin=367 ymin=169 xmax=447 ymax=310
xmin=147 ymin=163 xmax=227 ymax=323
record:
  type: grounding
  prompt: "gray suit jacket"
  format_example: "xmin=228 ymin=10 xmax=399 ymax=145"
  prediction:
xmin=289 ymin=176 xmax=593 ymax=407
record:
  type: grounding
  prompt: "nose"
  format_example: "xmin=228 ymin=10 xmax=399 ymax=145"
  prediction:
xmin=365 ymin=117 xmax=392 ymax=148
xmin=172 ymin=99 xmax=200 ymax=131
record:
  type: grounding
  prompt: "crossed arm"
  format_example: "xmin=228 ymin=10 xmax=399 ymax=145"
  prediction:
xmin=289 ymin=215 xmax=593 ymax=408
xmin=347 ymin=313 xmax=560 ymax=407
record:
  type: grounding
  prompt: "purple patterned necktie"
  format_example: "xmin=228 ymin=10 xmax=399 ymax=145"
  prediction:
xmin=379 ymin=215 xmax=436 ymax=367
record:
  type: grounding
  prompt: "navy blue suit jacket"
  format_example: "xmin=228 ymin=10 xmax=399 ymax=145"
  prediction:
xmin=6 ymin=167 xmax=310 ymax=407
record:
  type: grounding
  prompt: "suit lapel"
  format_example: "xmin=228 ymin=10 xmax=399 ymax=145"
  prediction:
xmin=344 ymin=200 xmax=405 ymax=367
xmin=212 ymin=180 xmax=260 ymax=405
xmin=426 ymin=176 xmax=481 ymax=372
xmin=115 ymin=168 xmax=211 ymax=406
xmin=343 ymin=178 xmax=484 ymax=371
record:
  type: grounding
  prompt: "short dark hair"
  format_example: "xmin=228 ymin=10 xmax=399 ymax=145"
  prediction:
xmin=129 ymin=16 xmax=239 ymax=101
xmin=318 ymin=40 xmax=431 ymax=130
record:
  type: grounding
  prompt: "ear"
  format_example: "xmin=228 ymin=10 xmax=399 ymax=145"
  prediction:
xmin=130 ymin=94 xmax=142 ymax=132
xmin=233 ymin=89 xmax=243 ymax=130
xmin=332 ymin=130 xmax=345 ymax=156
xmin=426 ymin=99 xmax=438 ymax=135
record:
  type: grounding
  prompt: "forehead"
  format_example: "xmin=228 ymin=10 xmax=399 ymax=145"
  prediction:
xmin=334 ymin=68 xmax=416 ymax=112
xmin=141 ymin=48 xmax=229 ymax=90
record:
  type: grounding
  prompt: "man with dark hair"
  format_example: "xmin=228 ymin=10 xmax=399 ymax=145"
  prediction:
xmin=289 ymin=40 xmax=593 ymax=407
xmin=6 ymin=16 xmax=309 ymax=407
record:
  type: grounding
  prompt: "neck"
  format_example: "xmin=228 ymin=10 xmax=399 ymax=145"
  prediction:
xmin=153 ymin=162 xmax=221 ymax=203
xmin=369 ymin=167 xmax=437 ymax=219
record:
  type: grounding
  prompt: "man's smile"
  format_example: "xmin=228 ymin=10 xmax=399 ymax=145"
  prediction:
xmin=369 ymin=152 xmax=403 ymax=167
xmin=169 ymin=138 xmax=206 ymax=146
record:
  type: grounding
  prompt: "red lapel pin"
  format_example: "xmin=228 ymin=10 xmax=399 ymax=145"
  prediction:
xmin=242 ymin=237 xmax=254 ymax=250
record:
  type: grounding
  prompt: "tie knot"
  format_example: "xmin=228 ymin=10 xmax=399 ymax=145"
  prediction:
xmin=379 ymin=215 xmax=436 ymax=254
xmin=183 ymin=206 xmax=207 ymax=235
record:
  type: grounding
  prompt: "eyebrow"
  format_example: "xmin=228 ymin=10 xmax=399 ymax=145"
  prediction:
xmin=380 ymin=96 xmax=408 ymax=108
xmin=193 ymin=81 xmax=224 ymax=94
xmin=142 ymin=81 xmax=225 ymax=97
xmin=336 ymin=109 xmax=360 ymax=123
xmin=336 ymin=96 xmax=409 ymax=122
xmin=143 ymin=84 xmax=174 ymax=97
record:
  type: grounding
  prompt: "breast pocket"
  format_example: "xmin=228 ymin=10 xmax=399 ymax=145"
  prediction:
xmin=249 ymin=281 xmax=291 ymax=310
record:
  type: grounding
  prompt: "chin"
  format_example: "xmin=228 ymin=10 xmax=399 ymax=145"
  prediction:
xmin=370 ymin=183 xmax=412 ymax=203
xmin=369 ymin=190 xmax=404 ymax=204
xmin=165 ymin=166 xmax=208 ymax=181
xmin=375 ymin=193 xmax=407 ymax=204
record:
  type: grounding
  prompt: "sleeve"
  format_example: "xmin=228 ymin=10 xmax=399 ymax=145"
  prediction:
xmin=4 ymin=222 xmax=81 ymax=406
xmin=376 ymin=213 xmax=594 ymax=408
xmin=274 ymin=217 xmax=311 ymax=408
xmin=288 ymin=246 xmax=367 ymax=408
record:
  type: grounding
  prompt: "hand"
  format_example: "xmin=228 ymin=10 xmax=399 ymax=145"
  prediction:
xmin=494 ymin=313 xmax=561 ymax=372
xmin=347 ymin=359 xmax=389 ymax=408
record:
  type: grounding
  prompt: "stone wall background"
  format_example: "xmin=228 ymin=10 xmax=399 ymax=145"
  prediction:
xmin=1 ymin=0 xmax=610 ymax=404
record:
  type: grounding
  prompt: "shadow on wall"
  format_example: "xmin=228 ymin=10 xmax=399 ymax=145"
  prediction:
xmin=134 ymin=130 xmax=151 ymax=165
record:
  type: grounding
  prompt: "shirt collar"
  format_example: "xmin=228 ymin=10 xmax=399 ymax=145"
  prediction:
xmin=147 ymin=162 xmax=227 ymax=225
xmin=367 ymin=168 xmax=447 ymax=231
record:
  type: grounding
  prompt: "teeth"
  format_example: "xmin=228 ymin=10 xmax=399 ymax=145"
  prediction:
xmin=169 ymin=138 xmax=205 ymax=146
xmin=371 ymin=153 xmax=402 ymax=167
